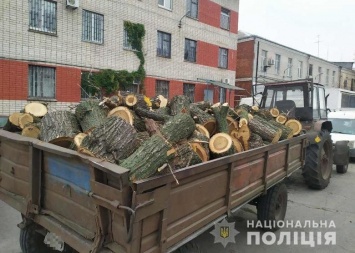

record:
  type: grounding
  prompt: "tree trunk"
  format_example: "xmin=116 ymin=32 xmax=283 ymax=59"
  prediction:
xmin=24 ymin=102 xmax=48 ymax=117
xmin=121 ymin=134 xmax=175 ymax=182
xmin=170 ymin=95 xmax=191 ymax=115
xmin=235 ymin=107 xmax=251 ymax=127
xmin=189 ymin=105 xmax=216 ymax=136
xmin=248 ymin=115 xmax=281 ymax=143
xmin=249 ymin=133 xmax=264 ymax=149
xmin=21 ymin=124 xmax=40 ymax=139
xmin=144 ymin=118 xmax=161 ymax=136
xmin=3 ymin=112 xmax=22 ymax=132
xmin=154 ymin=107 xmax=171 ymax=117
xmin=160 ymin=113 xmax=196 ymax=144
xmin=226 ymin=116 xmax=238 ymax=134
xmin=190 ymin=101 xmax=212 ymax=111
xmin=101 ymin=95 xmax=123 ymax=109
xmin=195 ymin=124 xmax=210 ymax=138
xmin=230 ymin=124 xmax=251 ymax=151
xmin=231 ymin=137 xmax=244 ymax=153
xmin=74 ymin=133 xmax=87 ymax=149
xmin=209 ymin=133 xmax=234 ymax=158
xmin=276 ymin=114 xmax=288 ymax=124
xmin=75 ymin=100 xmax=107 ymax=132
xmin=135 ymin=107 xmax=171 ymax=122
xmin=268 ymin=120 xmax=293 ymax=140
xmin=285 ymin=119 xmax=302 ymax=136
xmin=211 ymin=103 xmax=229 ymax=134
xmin=254 ymin=109 xmax=274 ymax=121
xmin=18 ymin=113 xmax=34 ymax=129
xmin=79 ymin=116 xmax=138 ymax=163
xmin=173 ymin=143 xmax=203 ymax=170
xmin=40 ymin=111 xmax=81 ymax=146
xmin=270 ymin=107 xmax=280 ymax=117
xmin=189 ymin=130 xmax=210 ymax=161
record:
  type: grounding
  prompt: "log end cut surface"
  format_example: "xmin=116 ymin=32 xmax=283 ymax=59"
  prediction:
xmin=24 ymin=102 xmax=48 ymax=117
xmin=209 ymin=133 xmax=233 ymax=154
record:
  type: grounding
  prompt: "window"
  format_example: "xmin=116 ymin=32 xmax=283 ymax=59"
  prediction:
xmin=275 ymin=54 xmax=281 ymax=74
xmin=29 ymin=65 xmax=55 ymax=98
xmin=318 ymin=67 xmax=322 ymax=82
xmin=218 ymin=48 xmax=228 ymax=69
xmin=187 ymin=0 xmax=198 ymax=19
xmin=158 ymin=0 xmax=172 ymax=10
xmin=352 ymin=79 xmax=355 ymax=91
xmin=81 ymin=71 xmax=96 ymax=99
xmin=157 ymin=31 xmax=171 ymax=58
xmin=156 ymin=80 xmax=169 ymax=98
xmin=183 ymin=83 xmax=195 ymax=102
xmin=82 ymin=10 xmax=104 ymax=44
xmin=309 ymin=64 xmax=313 ymax=77
xmin=287 ymin=58 xmax=292 ymax=77
xmin=29 ymin=0 xmax=57 ymax=33
xmin=260 ymin=50 xmax=267 ymax=72
xmin=123 ymin=28 xmax=137 ymax=50
xmin=298 ymin=61 xmax=303 ymax=78
xmin=184 ymin=39 xmax=197 ymax=62
xmin=220 ymin=8 xmax=230 ymax=30
xmin=326 ymin=69 xmax=329 ymax=84
xmin=332 ymin=71 xmax=336 ymax=85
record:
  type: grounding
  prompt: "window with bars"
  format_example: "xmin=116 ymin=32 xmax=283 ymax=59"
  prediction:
xmin=28 ymin=65 xmax=55 ymax=98
xmin=260 ymin=50 xmax=267 ymax=72
xmin=156 ymin=80 xmax=169 ymax=98
xmin=82 ymin=10 xmax=104 ymax=44
xmin=187 ymin=0 xmax=198 ymax=19
xmin=184 ymin=39 xmax=197 ymax=62
xmin=220 ymin=8 xmax=230 ymax=30
xmin=275 ymin=54 xmax=281 ymax=74
xmin=218 ymin=48 xmax=228 ymax=69
xmin=183 ymin=83 xmax=195 ymax=102
xmin=298 ymin=61 xmax=303 ymax=78
xmin=157 ymin=31 xmax=171 ymax=58
xmin=287 ymin=58 xmax=292 ymax=77
xmin=29 ymin=0 xmax=57 ymax=34
xmin=158 ymin=0 xmax=172 ymax=10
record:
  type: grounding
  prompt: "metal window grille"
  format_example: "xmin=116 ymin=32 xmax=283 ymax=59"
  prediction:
xmin=156 ymin=80 xmax=169 ymax=97
xmin=29 ymin=0 xmax=57 ymax=33
xmin=275 ymin=54 xmax=281 ymax=74
xmin=82 ymin=10 xmax=104 ymax=44
xmin=187 ymin=0 xmax=198 ymax=19
xmin=184 ymin=39 xmax=196 ymax=62
xmin=158 ymin=0 xmax=172 ymax=10
xmin=309 ymin=64 xmax=313 ymax=76
xmin=157 ymin=31 xmax=171 ymax=58
xmin=287 ymin=58 xmax=292 ymax=77
xmin=220 ymin=8 xmax=230 ymax=30
xmin=183 ymin=83 xmax=195 ymax=102
xmin=260 ymin=50 xmax=267 ymax=71
xmin=218 ymin=48 xmax=228 ymax=69
xmin=29 ymin=65 xmax=55 ymax=98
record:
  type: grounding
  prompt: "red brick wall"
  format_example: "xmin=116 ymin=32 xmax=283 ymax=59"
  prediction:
xmin=236 ymin=40 xmax=255 ymax=79
xmin=0 ymin=59 xmax=28 ymax=100
xmin=56 ymin=66 xmax=81 ymax=102
xmin=199 ymin=0 xmax=238 ymax=34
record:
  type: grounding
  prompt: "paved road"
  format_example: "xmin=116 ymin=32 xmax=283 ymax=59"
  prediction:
xmin=1 ymin=165 xmax=355 ymax=253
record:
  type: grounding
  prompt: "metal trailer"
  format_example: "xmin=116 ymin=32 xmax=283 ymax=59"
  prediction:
xmin=0 ymin=130 xmax=307 ymax=253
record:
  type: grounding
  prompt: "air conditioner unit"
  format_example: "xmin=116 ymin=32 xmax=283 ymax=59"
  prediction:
xmin=66 ymin=0 xmax=79 ymax=9
xmin=223 ymin=78 xmax=230 ymax=84
xmin=267 ymin=58 xmax=275 ymax=66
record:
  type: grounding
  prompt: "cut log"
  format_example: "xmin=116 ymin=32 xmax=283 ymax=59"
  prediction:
xmin=3 ymin=112 xmax=22 ymax=132
xmin=154 ymin=107 xmax=171 ymax=116
xmin=231 ymin=137 xmax=244 ymax=153
xmin=248 ymin=133 xmax=264 ymax=149
xmin=211 ymin=103 xmax=229 ymax=134
xmin=236 ymin=104 xmax=252 ymax=112
xmin=157 ymin=95 xmax=168 ymax=108
xmin=226 ymin=116 xmax=238 ymax=133
xmin=188 ymin=130 xmax=210 ymax=161
xmin=190 ymin=101 xmax=212 ymax=111
xmin=235 ymin=107 xmax=252 ymax=127
xmin=21 ymin=124 xmax=40 ymax=139
xmin=75 ymin=100 xmax=107 ymax=132
xmin=270 ymin=107 xmax=280 ymax=117
xmin=254 ymin=109 xmax=274 ymax=121
xmin=227 ymin=108 xmax=239 ymax=120
xmin=248 ymin=115 xmax=282 ymax=143
xmin=276 ymin=114 xmax=288 ymax=124
xmin=170 ymin=95 xmax=191 ymax=115
xmin=189 ymin=105 xmax=216 ymax=136
xmin=144 ymin=118 xmax=161 ymax=136
xmin=160 ymin=113 xmax=196 ymax=144
xmin=101 ymin=95 xmax=123 ymax=109
xmin=251 ymin=105 xmax=259 ymax=112
xmin=268 ymin=120 xmax=293 ymax=140
xmin=285 ymin=119 xmax=302 ymax=136
xmin=209 ymin=133 xmax=234 ymax=158
xmin=40 ymin=111 xmax=81 ymax=146
xmin=172 ymin=143 xmax=203 ymax=170
xmin=18 ymin=113 xmax=34 ymax=129
xmin=195 ymin=124 xmax=210 ymax=138
xmin=121 ymin=134 xmax=175 ymax=181
xmin=135 ymin=107 xmax=171 ymax=122
xmin=79 ymin=117 xmax=138 ymax=163
xmin=74 ymin=133 xmax=87 ymax=149
xmin=190 ymin=143 xmax=209 ymax=162
xmin=108 ymin=106 xmax=133 ymax=125
xmin=24 ymin=102 xmax=48 ymax=117
xmin=136 ymin=131 xmax=150 ymax=146
xmin=230 ymin=124 xmax=251 ymax=142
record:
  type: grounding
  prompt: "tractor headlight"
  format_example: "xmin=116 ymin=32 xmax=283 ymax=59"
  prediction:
xmin=348 ymin=141 xmax=355 ymax=149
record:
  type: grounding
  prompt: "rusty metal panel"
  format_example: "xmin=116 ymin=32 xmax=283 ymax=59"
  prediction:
xmin=266 ymin=149 xmax=286 ymax=174
xmin=111 ymin=213 xmax=129 ymax=250
xmin=141 ymin=232 xmax=159 ymax=253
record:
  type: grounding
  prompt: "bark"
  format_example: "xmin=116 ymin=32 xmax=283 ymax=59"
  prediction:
xmin=154 ymin=107 xmax=171 ymax=116
xmin=248 ymin=115 xmax=281 ymax=143
xmin=227 ymin=108 xmax=239 ymax=120
xmin=190 ymin=101 xmax=212 ymax=111
xmin=144 ymin=118 xmax=161 ymax=136
xmin=231 ymin=137 xmax=244 ymax=153
xmin=170 ymin=95 xmax=191 ymax=115
xmin=160 ymin=113 xmax=196 ymax=144
xmin=79 ymin=116 xmax=138 ymax=163
xmin=3 ymin=112 xmax=22 ymax=132
xmin=249 ymin=133 xmax=264 ymax=149
xmin=131 ymin=110 xmax=146 ymax=132
xmin=75 ymin=100 xmax=107 ymax=132
xmin=135 ymin=107 xmax=171 ymax=122
xmin=236 ymin=104 xmax=251 ymax=113
xmin=101 ymin=95 xmax=123 ymax=109
xmin=40 ymin=111 xmax=81 ymax=144
xmin=211 ymin=103 xmax=229 ymax=134
xmin=254 ymin=109 xmax=274 ymax=121
xmin=235 ymin=108 xmax=250 ymax=127
xmin=189 ymin=105 xmax=216 ymax=135
xmin=268 ymin=120 xmax=293 ymax=140
xmin=173 ymin=143 xmax=203 ymax=169
xmin=226 ymin=116 xmax=238 ymax=134
xmin=189 ymin=130 xmax=210 ymax=161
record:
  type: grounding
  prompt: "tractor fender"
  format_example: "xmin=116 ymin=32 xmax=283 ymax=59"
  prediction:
xmin=306 ymin=130 xmax=326 ymax=145
xmin=313 ymin=120 xmax=333 ymax=133
xmin=333 ymin=140 xmax=350 ymax=166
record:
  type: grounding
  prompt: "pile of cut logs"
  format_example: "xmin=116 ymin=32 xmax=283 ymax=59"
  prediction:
xmin=3 ymin=92 xmax=302 ymax=183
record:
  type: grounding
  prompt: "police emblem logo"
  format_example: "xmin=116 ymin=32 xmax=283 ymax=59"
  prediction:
xmin=210 ymin=218 xmax=239 ymax=248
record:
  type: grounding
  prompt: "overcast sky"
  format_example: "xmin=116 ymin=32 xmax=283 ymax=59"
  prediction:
xmin=239 ymin=0 xmax=355 ymax=63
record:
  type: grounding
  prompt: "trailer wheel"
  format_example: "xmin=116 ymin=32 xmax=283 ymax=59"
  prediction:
xmin=174 ymin=241 xmax=201 ymax=253
xmin=303 ymin=131 xmax=333 ymax=189
xmin=336 ymin=164 xmax=348 ymax=174
xmin=20 ymin=223 xmax=75 ymax=253
xmin=256 ymin=183 xmax=287 ymax=231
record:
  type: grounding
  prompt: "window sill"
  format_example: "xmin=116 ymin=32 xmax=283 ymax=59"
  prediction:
xmin=220 ymin=27 xmax=231 ymax=32
xmin=187 ymin=16 xmax=199 ymax=21
xmin=123 ymin=47 xmax=139 ymax=53
xmin=82 ymin=40 xmax=104 ymax=45
xmin=157 ymin=55 xmax=171 ymax=59
xmin=27 ymin=97 xmax=57 ymax=102
xmin=29 ymin=29 xmax=57 ymax=37
xmin=158 ymin=5 xmax=172 ymax=12
xmin=184 ymin=60 xmax=197 ymax=64
xmin=218 ymin=66 xmax=228 ymax=70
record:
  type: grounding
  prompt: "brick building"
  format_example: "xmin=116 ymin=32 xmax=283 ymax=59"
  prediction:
xmin=0 ymin=0 xmax=240 ymax=116
xmin=235 ymin=32 xmax=355 ymax=105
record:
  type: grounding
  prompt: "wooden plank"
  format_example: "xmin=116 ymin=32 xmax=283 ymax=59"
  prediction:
xmin=0 ymin=140 xmax=30 ymax=167
xmin=0 ymin=156 xmax=29 ymax=182
xmin=0 ymin=171 xmax=29 ymax=198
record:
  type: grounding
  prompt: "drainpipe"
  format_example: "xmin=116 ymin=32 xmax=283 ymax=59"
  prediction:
xmin=253 ymin=39 xmax=260 ymax=104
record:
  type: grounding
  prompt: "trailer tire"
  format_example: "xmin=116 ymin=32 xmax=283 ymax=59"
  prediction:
xmin=256 ymin=183 xmax=287 ymax=231
xmin=20 ymin=223 xmax=75 ymax=253
xmin=303 ymin=131 xmax=333 ymax=189
xmin=336 ymin=164 xmax=348 ymax=174
xmin=174 ymin=241 xmax=201 ymax=253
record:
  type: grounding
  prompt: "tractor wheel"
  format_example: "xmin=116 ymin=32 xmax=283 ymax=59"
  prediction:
xmin=303 ymin=130 xmax=333 ymax=189
xmin=174 ymin=241 xmax=201 ymax=253
xmin=256 ymin=183 xmax=288 ymax=231
xmin=336 ymin=164 xmax=348 ymax=174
